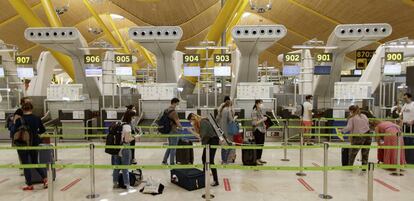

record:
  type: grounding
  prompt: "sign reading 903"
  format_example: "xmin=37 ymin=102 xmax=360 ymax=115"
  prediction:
xmin=283 ymin=53 xmax=301 ymax=63
xmin=183 ymin=54 xmax=200 ymax=64
xmin=15 ymin=55 xmax=32 ymax=65
xmin=213 ymin=54 xmax=231 ymax=63
xmin=84 ymin=55 xmax=101 ymax=64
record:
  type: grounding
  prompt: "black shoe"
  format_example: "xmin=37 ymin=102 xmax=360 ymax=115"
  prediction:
xmin=211 ymin=181 xmax=219 ymax=187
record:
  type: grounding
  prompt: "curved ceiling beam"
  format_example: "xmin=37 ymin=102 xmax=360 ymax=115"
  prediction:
xmin=0 ymin=2 xmax=42 ymax=27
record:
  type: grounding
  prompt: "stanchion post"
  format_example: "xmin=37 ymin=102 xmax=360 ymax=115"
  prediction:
xmin=86 ymin=144 xmax=99 ymax=199
xmin=319 ymin=142 xmax=332 ymax=199
xmin=54 ymin=125 xmax=58 ymax=162
xmin=202 ymin=144 xmax=214 ymax=200
xmin=47 ymin=163 xmax=54 ymax=201
xmin=391 ymin=132 xmax=403 ymax=176
xmin=296 ymin=132 xmax=306 ymax=176
xmin=281 ymin=120 xmax=290 ymax=161
xmin=367 ymin=162 xmax=374 ymax=201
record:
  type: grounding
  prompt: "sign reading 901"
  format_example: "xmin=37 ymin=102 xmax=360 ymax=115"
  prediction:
xmin=84 ymin=55 xmax=101 ymax=64
xmin=283 ymin=53 xmax=301 ymax=63
xmin=315 ymin=53 xmax=333 ymax=62
xmin=114 ymin=54 xmax=132 ymax=64
xmin=15 ymin=55 xmax=32 ymax=65
xmin=213 ymin=54 xmax=231 ymax=63
xmin=183 ymin=54 xmax=200 ymax=64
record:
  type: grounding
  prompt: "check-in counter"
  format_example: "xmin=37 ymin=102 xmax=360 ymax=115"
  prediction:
xmin=59 ymin=109 xmax=93 ymax=140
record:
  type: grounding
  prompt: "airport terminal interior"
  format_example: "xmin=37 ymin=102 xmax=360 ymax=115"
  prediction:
xmin=1 ymin=0 xmax=414 ymax=200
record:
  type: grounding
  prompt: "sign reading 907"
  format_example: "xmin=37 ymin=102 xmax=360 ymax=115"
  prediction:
xmin=15 ymin=55 xmax=32 ymax=65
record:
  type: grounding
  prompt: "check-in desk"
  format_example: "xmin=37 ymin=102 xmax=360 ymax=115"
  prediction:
xmin=59 ymin=109 xmax=93 ymax=140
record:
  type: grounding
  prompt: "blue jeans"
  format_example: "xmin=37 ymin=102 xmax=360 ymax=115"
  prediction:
xmin=112 ymin=149 xmax=131 ymax=186
xmin=162 ymin=137 xmax=178 ymax=165
xmin=221 ymin=149 xmax=230 ymax=163
xmin=18 ymin=150 xmax=47 ymax=186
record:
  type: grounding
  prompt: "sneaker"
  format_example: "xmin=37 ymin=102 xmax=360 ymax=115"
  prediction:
xmin=22 ymin=185 xmax=34 ymax=191
xmin=43 ymin=178 xmax=48 ymax=189
xmin=162 ymin=162 xmax=168 ymax=165
xmin=113 ymin=184 xmax=120 ymax=189
xmin=258 ymin=159 xmax=267 ymax=164
xmin=210 ymin=181 xmax=219 ymax=187
xmin=256 ymin=160 xmax=264 ymax=166
xmin=131 ymin=159 xmax=137 ymax=164
xmin=126 ymin=186 xmax=136 ymax=192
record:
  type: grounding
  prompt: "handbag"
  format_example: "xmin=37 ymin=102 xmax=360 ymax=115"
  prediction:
xmin=228 ymin=121 xmax=239 ymax=136
xmin=13 ymin=118 xmax=32 ymax=146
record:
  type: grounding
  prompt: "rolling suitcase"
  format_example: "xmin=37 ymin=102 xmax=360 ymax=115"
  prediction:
xmin=118 ymin=169 xmax=143 ymax=188
xmin=404 ymin=136 xmax=414 ymax=164
xmin=242 ymin=141 xmax=257 ymax=166
xmin=341 ymin=148 xmax=349 ymax=166
xmin=31 ymin=144 xmax=56 ymax=183
xmin=171 ymin=168 xmax=205 ymax=191
xmin=176 ymin=139 xmax=194 ymax=164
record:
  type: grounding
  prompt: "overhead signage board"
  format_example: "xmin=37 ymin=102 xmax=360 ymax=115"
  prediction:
xmin=213 ymin=66 xmax=231 ymax=76
xmin=114 ymin=54 xmax=132 ymax=64
xmin=84 ymin=55 xmax=101 ymax=64
xmin=283 ymin=53 xmax=301 ymax=63
xmin=115 ymin=67 xmax=133 ymax=76
xmin=385 ymin=52 xmax=404 ymax=63
xmin=384 ymin=64 xmax=402 ymax=75
xmin=314 ymin=65 xmax=332 ymax=75
xmin=17 ymin=67 xmax=34 ymax=78
xmin=183 ymin=54 xmax=200 ymax=64
xmin=85 ymin=67 xmax=102 ymax=77
xmin=355 ymin=50 xmax=375 ymax=70
xmin=183 ymin=66 xmax=201 ymax=77
xmin=15 ymin=55 xmax=32 ymax=65
xmin=213 ymin=54 xmax=231 ymax=63
xmin=282 ymin=65 xmax=301 ymax=76
xmin=0 ymin=68 xmax=4 ymax=78
xmin=315 ymin=53 xmax=333 ymax=63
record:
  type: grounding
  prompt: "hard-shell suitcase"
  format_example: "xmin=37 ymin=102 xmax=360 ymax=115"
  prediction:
xmin=242 ymin=141 xmax=257 ymax=166
xmin=31 ymin=144 xmax=56 ymax=183
xmin=404 ymin=136 xmax=414 ymax=164
xmin=176 ymin=139 xmax=194 ymax=164
xmin=171 ymin=168 xmax=205 ymax=191
xmin=341 ymin=148 xmax=349 ymax=166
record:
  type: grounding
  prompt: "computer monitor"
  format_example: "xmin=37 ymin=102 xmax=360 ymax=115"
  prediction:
xmin=183 ymin=66 xmax=201 ymax=77
xmin=383 ymin=64 xmax=402 ymax=75
xmin=115 ymin=67 xmax=133 ymax=76
xmin=283 ymin=65 xmax=301 ymax=76
xmin=214 ymin=66 xmax=231 ymax=76
xmin=314 ymin=65 xmax=332 ymax=75
xmin=85 ymin=67 xmax=102 ymax=77
xmin=17 ymin=67 xmax=34 ymax=78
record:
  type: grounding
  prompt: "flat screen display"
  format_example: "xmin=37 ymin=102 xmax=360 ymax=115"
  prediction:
xmin=0 ymin=67 xmax=4 ymax=78
xmin=384 ymin=64 xmax=402 ymax=75
xmin=353 ymin=70 xmax=362 ymax=75
xmin=314 ymin=65 xmax=332 ymax=75
xmin=214 ymin=66 xmax=231 ymax=76
xmin=17 ymin=67 xmax=34 ymax=78
xmin=85 ymin=67 xmax=102 ymax=77
xmin=115 ymin=67 xmax=133 ymax=76
xmin=183 ymin=66 xmax=200 ymax=77
xmin=283 ymin=65 xmax=301 ymax=76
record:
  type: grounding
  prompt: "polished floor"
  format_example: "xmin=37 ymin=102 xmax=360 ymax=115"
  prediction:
xmin=0 ymin=141 xmax=413 ymax=201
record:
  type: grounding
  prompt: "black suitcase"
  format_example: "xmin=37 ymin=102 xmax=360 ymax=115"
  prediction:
xmin=118 ymin=169 xmax=143 ymax=188
xmin=242 ymin=141 xmax=257 ymax=166
xmin=341 ymin=148 xmax=349 ymax=166
xmin=404 ymin=137 xmax=414 ymax=164
xmin=176 ymin=139 xmax=194 ymax=164
xmin=32 ymin=144 xmax=56 ymax=183
xmin=171 ymin=168 xmax=205 ymax=191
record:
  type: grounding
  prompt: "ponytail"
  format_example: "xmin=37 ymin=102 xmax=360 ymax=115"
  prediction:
xmin=348 ymin=105 xmax=361 ymax=119
xmin=253 ymin=99 xmax=262 ymax=110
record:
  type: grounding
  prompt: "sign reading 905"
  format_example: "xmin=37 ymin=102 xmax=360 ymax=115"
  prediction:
xmin=315 ymin=53 xmax=333 ymax=62
xmin=283 ymin=53 xmax=301 ymax=63
xmin=183 ymin=54 xmax=200 ymax=64
xmin=385 ymin=52 xmax=404 ymax=62
xmin=114 ymin=54 xmax=132 ymax=64
xmin=15 ymin=55 xmax=32 ymax=65
xmin=84 ymin=55 xmax=101 ymax=64
xmin=213 ymin=54 xmax=231 ymax=63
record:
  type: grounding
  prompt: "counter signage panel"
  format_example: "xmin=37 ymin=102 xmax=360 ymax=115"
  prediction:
xmin=213 ymin=54 xmax=231 ymax=63
xmin=315 ymin=53 xmax=333 ymax=62
xmin=283 ymin=53 xmax=301 ymax=63
xmin=114 ymin=54 xmax=132 ymax=64
xmin=385 ymin=52 xmax=404 ymax=62
xmin=15 ymin=55 xmax=32 ymax=65
xmin=84 ymin=55 xmax=101 ymax=64
xmin=183 ymin=54 xmax=200 ymax=64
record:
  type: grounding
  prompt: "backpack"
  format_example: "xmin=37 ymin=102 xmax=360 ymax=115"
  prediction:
xmin=295 ymin=104 xmax=304 ymax=117
xmin=105 ymin=122 xmax=124 ymax=155
xmin=157 ymin=109 xmax=174 ymax=134
xmin=13 ymin=118 xmax=32 ymax=147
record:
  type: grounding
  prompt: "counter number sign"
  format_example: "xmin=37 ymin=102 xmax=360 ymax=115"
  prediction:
xmin=84 ymin=55 xmax=101 ymax=64
xmin=385 ymin=52 xmax=404 ymax=62
xmin=15 ymin=55 xmax=32 ymax=65
xmin=315 ymin=53 xmax=333 ymax=62
xmin=356 ymin=50 xmax=375 ymax=70
xmin=283 ymin=53 xmax=301 ymax=63
xmin=183 ymin=54 xmax=200 ymax=64
xmin=114 ymin=54 xmax=132 ymax=64
xmin=213 ymin=54 xmax=231 ymax=63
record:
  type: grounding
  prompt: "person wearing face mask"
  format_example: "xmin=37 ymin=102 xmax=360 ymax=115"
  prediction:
xmin=162 ymin=98 xmax=183 ymax=165
xmin=251 ymin=99 xmax=268 ymax=165
xmin=216 ymin=96 xmax=238 ymax=164
xmin=124 ymin=105 xmax=138 ymax=164
xmin=302 ymin=95 xmax=314 ymax=145
xmin=400 ymin=93 xmax=414 ymax=164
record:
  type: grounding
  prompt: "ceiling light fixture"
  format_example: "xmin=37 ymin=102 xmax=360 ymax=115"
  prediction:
xmin=249 ymin=0 xmax=272 ymax=13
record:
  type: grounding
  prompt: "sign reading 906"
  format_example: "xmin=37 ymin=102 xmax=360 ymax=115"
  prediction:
xmin=15 ymin=55 xmax=32 ymax=65
xmin=183 ymin=54 xmax=200 ymax=64
xmin=213 ymin=54 xmax=231 ymax=63
xmin=84 ymin=55 xmax=101 ymax=64
xmin=283 ymin=53 xmax=301 ymax=63
xmin=114 ymin=54 xmax=132 ymax=64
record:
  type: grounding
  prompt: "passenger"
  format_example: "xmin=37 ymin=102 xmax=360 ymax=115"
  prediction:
xmin=217 ymin=96 xmax=237 ymax=164
xmin=13 ymin=102 xmax=47 ymax=191
xmin=401 ymin=93 xmax=414 ymax=133
xmin=162 ymin=98 xmax=182 ymax=165
xmin=390 ymin=101 xmax=401 ymax=119
xmin=124 ymin=105 xmax=137 ymax=164
xmin=251 ymin=99 xmax=268 ymax=165
xmin=112 ymin=110 xmax=137 ymax=191
xmin=302 ymin=95 xmax=314 ymax=145
xmin=372 ymin=120 xmax=406 ymax=167
xmin=186 ymin=113 xmax=220 ymax=186
xmin=8 ymin=97 xmax=32 ymax=142
xmin=342 ymin=105 xmax=371 ymax=166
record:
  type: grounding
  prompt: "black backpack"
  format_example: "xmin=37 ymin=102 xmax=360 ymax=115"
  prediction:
xmin=13 ymin=118 xmax=32 ymax=147
xmin=157 ymin=109 xmax=174 ymax=134
xmin=105 ymin=122 xmax=124 ymax=155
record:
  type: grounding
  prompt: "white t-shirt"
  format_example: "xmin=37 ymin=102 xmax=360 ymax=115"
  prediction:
xmin=402 ymin=102 xmax=414 ymax=123
xmin=302 ymin=101 xmax=313 ymax=121
xmin=122 ymin=124 xmax=134 ymax=143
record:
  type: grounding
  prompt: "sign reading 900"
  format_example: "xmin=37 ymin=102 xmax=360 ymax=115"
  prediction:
xmin=283 ymin=53 xmax=301 ymax=63
xmin=213 ymin=54 xmax=231 ymax=63
xmin=84 ymin=55 xmax=101 ymax=64
xmin=385 ymin=52 xmax=404 ymax=62
xmin=15 ymin=55 xmax=32 ymax=65
xmin=183 ymin=54 xmax=200 ymax=64
xmin=114 ymin=54 xmax=132 ymax=64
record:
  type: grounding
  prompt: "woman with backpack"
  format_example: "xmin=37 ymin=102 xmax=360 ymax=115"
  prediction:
xmin=251 ymin=99 xmax=268 ymax=165
xmin=217 ymin=96 xmax=237 ymax=164
xmin=13 ymin=102 xmax=47 ymax=191
xmin=124 ymin=105 xmax=138 ymax=164
xmin=112 ymin=110 xmax=137 ymax=191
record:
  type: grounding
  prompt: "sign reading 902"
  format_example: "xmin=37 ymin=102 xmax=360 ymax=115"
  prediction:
xmin=315 ymin=53 xmax=333 ymax=62
xmin=114 ymin=54 xmax=132 ymax=64
xmin=385 ymin=52 xmax=404 ymax=62
xmin=84 ymin=55 xmax=101 ymax=64
xmin=283 ymin=53 xmax=301 ymax=63
xmin=15 ymin=55 xmax=32 ymax=65
xmin=213 ymin=54 xmax=231 ymax=63
xmin=183 ymin=54 xmax=200 ymax=64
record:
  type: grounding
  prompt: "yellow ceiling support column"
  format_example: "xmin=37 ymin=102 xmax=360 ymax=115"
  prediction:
xmin=226 ymin=0 xmax=249 ymax=45
xmin=8 ymin=0 xmax=75 ymax=79
xmin=41 ymin=0 xmax=62 ymax=27
xmin=127 ymin=40 xmax=156 ymax=67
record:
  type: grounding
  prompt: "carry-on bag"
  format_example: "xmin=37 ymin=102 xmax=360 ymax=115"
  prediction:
xmin=176 ymin=139 xmax=194 ymax=164
xmin=242 ymin=141 xmax=257 ymax=166
xmin=171 ymin=168 xmax=205 ymax=191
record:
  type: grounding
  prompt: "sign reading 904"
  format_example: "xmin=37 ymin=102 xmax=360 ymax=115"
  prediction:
xmin=283 ymin=53 xmax=301 ymax=63
xmin=183 ymin=54 xmax=200 ymax=64
xmin=84 ymin=55 xmax=101 ymax=64
xmin=213 ymin=54 xmax=231 ymax=63
xmin=114 ymin=54 xmax=132 ymax=64
xmin=15 ymin=55 xmax=32 ymax=65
